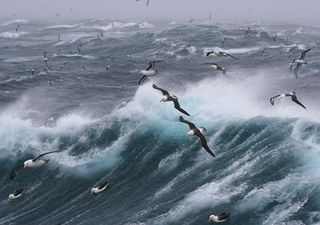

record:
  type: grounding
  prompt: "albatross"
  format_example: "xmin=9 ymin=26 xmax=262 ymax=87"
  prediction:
xmin=204 ymin=62 xmax=228 ymax=77
xmin=9 ymin=189 xmax=24 ymax=200
xmin=138 ymin=60 xmax=163 ymax=85
xmin=208 ymin=212 xmax=230 ymax=223
xmin=152 ymin=84 xmax=190 ymax=116
xmin=91 ymin=180 xmax=108 ymax=195
xmin=206 ymin=50 xmax=239 ymax=61
xmin=179 ymin=116 xmax=215 ymax=157
xmin=10 ymin=150 xmax=60 ymax=180
xmin=270 ymin=92 xmax=306 ymax=109
xmin=289 ymin=49 xmax=311 ymax=78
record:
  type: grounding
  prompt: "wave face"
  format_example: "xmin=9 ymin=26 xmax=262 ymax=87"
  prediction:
xmin=0 ymin=19 xmax=320 ymax=225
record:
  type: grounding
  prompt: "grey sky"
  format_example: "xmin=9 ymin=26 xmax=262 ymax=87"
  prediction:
xmin=1 ymin=0 xmax=319 ymax=24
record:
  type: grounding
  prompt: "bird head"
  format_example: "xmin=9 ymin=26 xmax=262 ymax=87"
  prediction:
xmin=24 ymin=160 xmax=32 ymax=168
xmin=160 ymin=96 xmax=168 ymax=102
xmin=208 ymin=215 xmax=215 ymax=222
xmin=199 ymin=127 xmax=207 ymax=135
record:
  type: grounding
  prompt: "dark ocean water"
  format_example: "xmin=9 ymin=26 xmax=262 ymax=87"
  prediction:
xmin=0 ymin=18 xmax=320 ymax=225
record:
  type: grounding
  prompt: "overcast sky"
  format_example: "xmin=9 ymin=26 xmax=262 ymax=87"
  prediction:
xmin=0 ymin=0 xmax=319 ymax=25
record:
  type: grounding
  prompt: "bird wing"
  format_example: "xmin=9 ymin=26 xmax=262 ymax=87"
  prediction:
xmin=173 ymin=99 xmax=190 ymax=116
xmin=14 ymin=189 xmax=24 ymax=196
xmin=33 ymin=150 xmax=60 ymax=161
xmin=138 ymin=75 xmax=146 ymax=85
xmin=225 ymin=52 xmax=239 ymax=60
xmin=218 ymin=213 xmax=230 ymax=220
xmin=294 ymin=63 xmax=302 ymax=74
xmin=203 ymin=62 xmax=217 ymax=65
xmin=179 ymin=116 xmax=196 ymax=129
xmin=195 ymin=133 xmax=216 ymax=157
xmin=97 ymin=180 xmax=108 ymax=189
xmin=146 ymin=62 xmax=152 ymax=71
xmin=270 ymin=94 xmax=281 ymax=105
xmin=206 ymin=51 xmax=214 ymax=56
xmin=217 ymin=65 xmax=227 ymax=75
xmin=10 ymin=164 xmax=24 ymax=180
xmin=292 ymin=96 xmax=306 ymax=109
xmin=300 ymin=48 xmax=311 ymax=60
xmin=152 ymin=60 xmax=164 ymax=64
xmin=152 ymin=84 xmax=169 ymax=95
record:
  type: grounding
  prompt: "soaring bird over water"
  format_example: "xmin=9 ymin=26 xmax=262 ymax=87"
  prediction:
xmin=289 ymin=49 xmax=311 ymax=78
xmin=138 ymin=60 xmax=163 ymax=85
xmin=152 ymin=84 xmax=190 ymax=116
xmin=91 ymin=180 xmax=108 ymax=195
xmin=270 ymin=92 xmax=306 ymax=109
xmin=179 ymin=116 xmax=215 ymax=157
xmin=206 ymin=50 xmax=239 ymax=60
xmin=10 ymin=150 xmax=60 ymax=179
xmin=204 ymin=62 xmax=228 ymax=77
xmin=9 ymin=189 xmax=24 ymax=200
xmin=208 ymin=212 xmax=230 ymax=223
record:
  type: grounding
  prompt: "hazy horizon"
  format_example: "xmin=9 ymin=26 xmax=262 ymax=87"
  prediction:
xmin=1 ymin=0 xmax=320 ymax=25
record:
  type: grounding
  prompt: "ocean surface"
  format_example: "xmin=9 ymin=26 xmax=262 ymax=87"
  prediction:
xmin=0 ymin=18 xmax=320 ymax=225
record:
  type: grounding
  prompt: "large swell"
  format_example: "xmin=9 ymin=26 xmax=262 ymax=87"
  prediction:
xmin=0 ymin=19 xmax=320 ymax=225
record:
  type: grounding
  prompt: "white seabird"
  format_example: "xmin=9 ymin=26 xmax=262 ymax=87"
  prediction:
xmin=270 ymin=91 xmax=306 ymax=109
xmin=208 ymin=212 xmax=230 ymax=223
xmin=91 ymin=180 xmax=108 ymax=195
xmin=206 ymin=50 xmax=239 ymax=61
xmin=9 ymin=189 xmax=24 ymax=200
xmin=289 ymin=49 xmax=311 ymax=78
xmin=10 ymin=150 xmax=60 ymax=180
xmin=152 ymin=84 xmax=190 ymax=116
xmin=179 ymin=116 xmax=215 ymax=157
xmin=204 ymin=62 xmax=228 ymax=77
xmin=138 ymin=60 xmax=163 ymax=85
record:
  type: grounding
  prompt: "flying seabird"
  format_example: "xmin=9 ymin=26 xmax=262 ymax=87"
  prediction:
xmin=208 ymin=213 xmax=230 ymax=223
xmin=273 ymin=34 xmax=278 ymax=42
xmin=204 ymin=63 xmax=228 ymax=76
xmin=270 ymin=92 xmax=306 ymax=109
xmin=289 ymin=49 xmax=311 ymax=78
xmin=246 ymin=27 xmax=251 ymax=37
xmin=91 ymin=180 xmax=108 ymax=195
xmin=48 ymin=80 xmax=54 ymax=86
xmin=152 ymin=84 xmax=190 ymax=116
xmin=138 ymin=60 xmax=163 ymax=85
xmin=221 ymin=38 xmax=226 ymax=47
xmin=43 ymin=52 xmax=49 ymax=70
xmin=119 ymin=101 xmax=128 ymax=109
xmin=43 ymin=52 xmax=48 ymax=64
xmin=99 ymin=30 xmax=104 ymax=38
xmin=146 ymin=0 xmax=150 ymax=7
xmin=31 ymin=67 xmax=37 ymax=75
xmin=9 ymin=189 xmax=24 ymax=200
xmin=179 ymin=116 xmax=215 ymax=157
xmin=10 ymin=150 xmax=60 ymax=180
xmin=77 ymin=45 xmax=81 ymax=53
xmin=15 ymin=25 xmax=20 ymax=32
xmin=206 ymin=50 xmax=239 ymax=61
